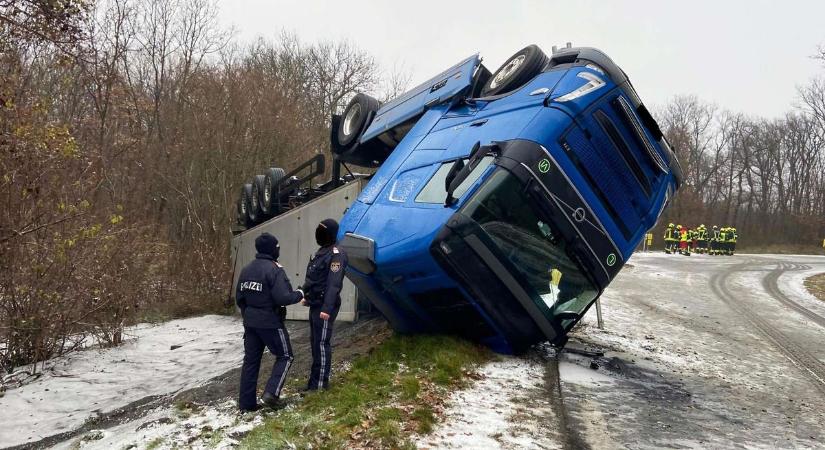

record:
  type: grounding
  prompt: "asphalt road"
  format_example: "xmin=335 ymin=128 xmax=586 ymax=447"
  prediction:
xmin=558 ymin=253 xmax=825 ymax=449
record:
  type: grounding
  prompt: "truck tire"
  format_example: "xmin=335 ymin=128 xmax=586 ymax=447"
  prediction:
xmin=249 ymin=174 xmax=266 ymax=223
xmin=337 ymin=93 xmax=380 ymax=148
xmin=481 ymin=44 xmax=548 ymax=97
xmin=262 ymin=167 xmax=286 ymax=216
xmin=239 ymin=183 xmax=254 ymax=227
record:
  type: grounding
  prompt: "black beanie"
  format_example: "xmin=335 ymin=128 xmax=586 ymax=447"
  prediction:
xmin=255 ymin=232 xmax=280 ymax=259
xmin=315 ymin=218 xmax=339 ymax=247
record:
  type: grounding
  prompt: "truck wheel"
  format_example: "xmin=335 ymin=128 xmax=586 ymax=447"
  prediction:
xmin=263 ymin=167 xmax=286 ymax=215
xmin=337 ymin=93 xmax=380 ymax=148
xmin=249 ymin=174 xmax=266 ymax=223
xmin=481 ymin=44 xmax=548 ymax=97
xmin=239 ymin=183 xmax=254 ymax=227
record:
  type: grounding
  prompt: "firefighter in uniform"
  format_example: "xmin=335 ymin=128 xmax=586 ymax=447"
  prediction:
xmin=302 ymin=218 xmax=348 ymax=391
xmin=710 ymin=225 xmax=720 ymax=255
xmin=724 ymin=227 xmax=735 ymax=256
xmin=696 ymin=224 xmax=708 ymax=254
xmin=730 ymin=227 xmax=738 ymax=255
xmin=678 ymin=225 xmax=690 ymax=256
xmin=688 ymin=228 xmax=699 ymax=253
xmin=721 ymin=227 xmax=730 ymax=256
xmin=672 ymin=224 xmax=681 ymax=254
xmin=675 ymin=224 xmax=683 ymax=254
xmin=236 ymin=233 xmax=305 ymax=412
xmin=718 ymin=227 xmax=726 ymax=255
xmin=664 ymin=223 xmax=676 ymax=254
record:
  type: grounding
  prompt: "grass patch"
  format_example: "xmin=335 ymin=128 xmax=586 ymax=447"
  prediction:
xmin=411 ymin=405 xmax=436 ymax=434
xmin=145 ymin=437 xmax=164 ymax=450
xmin=804 ymin=273 xmax=825 ymax=303
xmin=239 ymin=334 xmax=491 ymax=449
xmin=398 ymin=374 xmax=420 ymax=401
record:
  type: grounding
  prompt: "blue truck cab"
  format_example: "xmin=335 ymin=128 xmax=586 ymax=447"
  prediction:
xmin=332 ymin=44 xmax=683 ymax=353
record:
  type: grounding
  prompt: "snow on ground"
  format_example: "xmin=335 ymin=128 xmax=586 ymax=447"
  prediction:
xmin=5 ymin=253 xmax=825 ymax=449
xmin=418 ymin=357 xmax=563 ymax=450
xmin=51 ymin=400 xmax=264 ymax=450
xmin=776 ymin=261 xmax=825 ymax=318
xmin=560 ymin=252 xmax=825 ymax=449
xmin=0 ymin=315 xmax=243 ymax=448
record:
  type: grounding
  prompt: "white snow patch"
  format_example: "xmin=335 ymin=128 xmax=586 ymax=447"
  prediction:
xmin=51 ymin=400 xmax=263 ymax=450
xmin=558 ymin=360 xmax=615 ymax=387
xmin=777 ymin=264 xmax=825 ymax=318
xmin=418 ymin=357 xmax=561 ymax=450
xmin=1 ymin=315 xmax=243 ymax=448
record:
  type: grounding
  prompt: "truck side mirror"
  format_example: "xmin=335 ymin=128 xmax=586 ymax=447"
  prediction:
xmin=444 ymin=142 xmax=482 ymax=206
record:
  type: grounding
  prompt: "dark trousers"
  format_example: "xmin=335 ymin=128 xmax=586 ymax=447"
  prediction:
xmin=239 ymin=325 xmax=294 ymax=410
xmin=308 ymin=306 xmax=338 ymax=390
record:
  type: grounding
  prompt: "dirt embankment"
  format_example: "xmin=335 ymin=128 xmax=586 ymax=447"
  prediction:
xmin=805 ymin=272 xmax=825 ymax=302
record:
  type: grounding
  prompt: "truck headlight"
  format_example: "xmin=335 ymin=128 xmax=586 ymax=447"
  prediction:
xmin=553 ymin=72 xmax=606 ymax=102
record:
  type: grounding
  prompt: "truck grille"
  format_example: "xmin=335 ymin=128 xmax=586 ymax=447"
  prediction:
xmin=560 ymin=126 xmax=643 ymax=240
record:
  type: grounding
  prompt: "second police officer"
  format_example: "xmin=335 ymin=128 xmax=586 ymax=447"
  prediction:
xmin=301 ymin=218 xmax=348 ymax=391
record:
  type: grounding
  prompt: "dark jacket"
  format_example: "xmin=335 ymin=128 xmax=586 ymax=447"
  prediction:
xmin=236 ymin=253 xmax=303 ymax=328
xmin=302 ymin=245 xmax=348 ymax=314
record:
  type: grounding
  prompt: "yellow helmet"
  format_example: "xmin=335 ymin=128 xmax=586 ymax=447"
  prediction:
xmin=668 ymin=223 xmax=674 ymax=228
xmin=677 ymin=224 xmax=682 ymax=229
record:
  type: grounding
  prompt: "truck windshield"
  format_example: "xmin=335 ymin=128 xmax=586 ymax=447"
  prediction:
xmin=461 ymin=169 xmax=599 ymax=330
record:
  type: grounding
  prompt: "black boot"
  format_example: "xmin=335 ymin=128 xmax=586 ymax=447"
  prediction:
xmin=299 ymin=385 xmax=318 ymax=397
xmin=262 ymin=391 xmax=286 ymax=409
xmin=240 ymin=403 xmax=263 ymax=413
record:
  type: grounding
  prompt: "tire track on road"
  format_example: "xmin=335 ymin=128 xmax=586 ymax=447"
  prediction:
xmin=710 ymin=261 xmax=825 ymax=396
xmin=763 ymin=262 xmax=825 ymax=329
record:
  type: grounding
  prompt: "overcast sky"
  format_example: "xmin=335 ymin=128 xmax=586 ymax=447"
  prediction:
xmin=216 ymin=0 xmax=825 ymax=118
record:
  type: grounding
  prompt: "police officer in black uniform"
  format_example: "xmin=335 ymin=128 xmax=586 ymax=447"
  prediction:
xmin=302 ymin=218 xmax=348 ymax=391
xmin=236 ymin=233 xmax=304 ymax=411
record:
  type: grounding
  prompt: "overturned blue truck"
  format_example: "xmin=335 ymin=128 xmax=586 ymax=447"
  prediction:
xmin=236 ymin=44 xmax=683 ymax=353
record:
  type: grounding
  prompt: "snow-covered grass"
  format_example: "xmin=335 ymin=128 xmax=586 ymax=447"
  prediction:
xmin=1 ymin=315 xmax=243 ymax=448
xmin=239 ymin=334 xmax=490 ymax=449
xmin=805 ymin=272 xmax=825 ymax=303
xmin=52 ymin=400 xmax=264 ymax=450
xmin=780 ymin=265 xmax=825 ymax=317
xmin=419 ymin=356 xmax=563 ymax=450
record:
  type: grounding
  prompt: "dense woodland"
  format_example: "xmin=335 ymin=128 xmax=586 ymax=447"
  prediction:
xmin=1 ymin=0 xmax=824 ymax=371
xmin=658 ymin=82 xmax=825 ymax=248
